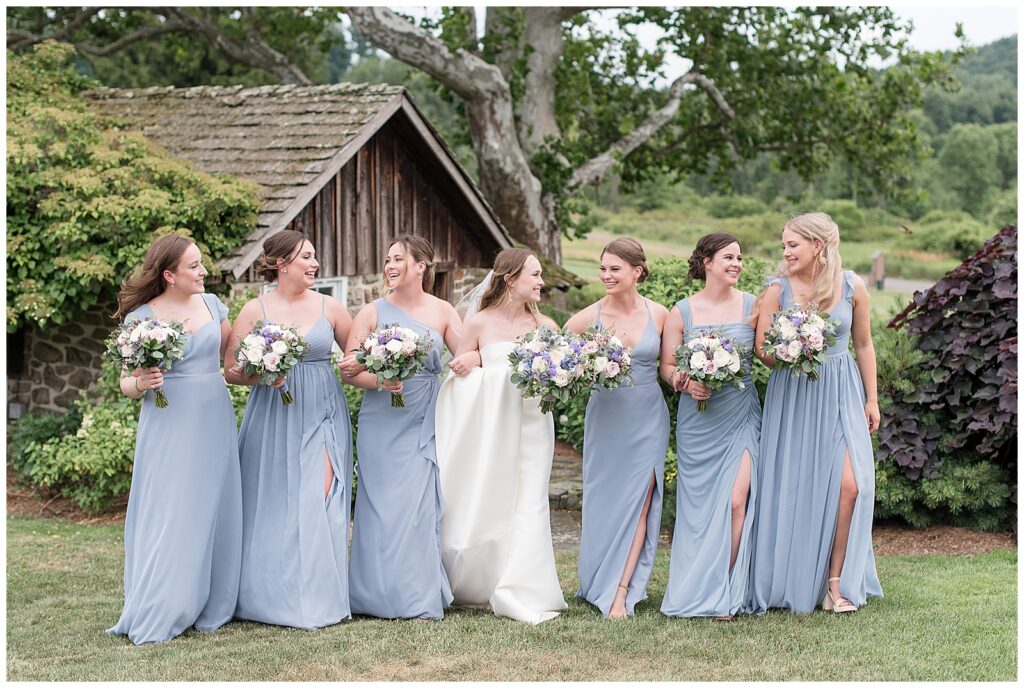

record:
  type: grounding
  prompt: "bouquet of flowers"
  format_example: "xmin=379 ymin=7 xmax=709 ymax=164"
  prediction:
xmin=354 ymin=323 xmax=433 ymax=407
xmin=762 ymin=304 xmax=839 ymax=381
xmin=580 ymin=325 xmax=634 ymax=389
xmin=234 ymin=321 xmax=308 ymax=405
xmin=105 ymin=317 xmax=188 ymax=408
xmin=674 ymin=331 xmax=748 ymax=412
xmin=508 ymin=327 xmax=589 ymax=414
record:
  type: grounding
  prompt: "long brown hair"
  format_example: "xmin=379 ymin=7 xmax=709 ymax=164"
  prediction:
xmin=480 ymin=247 xmax=540 ymax=319
xmin=380 ymin=235 xmax=436 ymax=296
xmin=602 ymin=237 xmax=650 ymax=282
xmin=254 ymin=230 xmax=306 ymax=282
xmin=114 ymin=234 xmax=194 ymax=320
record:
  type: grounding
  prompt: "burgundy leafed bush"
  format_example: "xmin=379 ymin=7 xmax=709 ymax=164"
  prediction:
xmin=878 ymin=225 xmax=1017 ymax=480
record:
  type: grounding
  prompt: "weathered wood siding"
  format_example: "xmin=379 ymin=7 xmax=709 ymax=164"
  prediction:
xmin=274 ymin=116 xmax=494 ymax=295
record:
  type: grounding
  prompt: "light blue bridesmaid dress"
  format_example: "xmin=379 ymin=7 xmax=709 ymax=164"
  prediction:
xmin=661 ymin=292 xmax=761 ymax=618
xmin=107 ymin=293 xmax=242 ymax=645
xmin=349 ymin=299 xmax=453 ymax=619
xmin=235 ymin=295 xmax=353 ymax=629
xmin=748 ymin=271 xmax=883 ymax=614
xmin=576 ymin=299 xmax=670 ymax=617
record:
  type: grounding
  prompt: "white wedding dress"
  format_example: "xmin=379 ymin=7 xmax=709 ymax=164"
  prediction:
xmin=435 ymin=341 xmax=568 ymax=624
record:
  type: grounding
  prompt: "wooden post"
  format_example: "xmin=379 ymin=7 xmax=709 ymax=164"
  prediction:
xmin=871 ymin=251 xmax=886 ymax=290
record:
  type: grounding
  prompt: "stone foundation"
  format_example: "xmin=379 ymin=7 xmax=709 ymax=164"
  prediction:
xmin=8 ymin=304 xmax=117 ymax=414
xmin=9 ymin=266 xmax=519 ymax=415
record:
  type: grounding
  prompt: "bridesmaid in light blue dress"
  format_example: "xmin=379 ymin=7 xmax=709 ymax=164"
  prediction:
xmin=108 ymin=235 xmax=241 ymax=645
xmin=225 ymin=230 xmax=355 ymax=629
xmin=341 ymin=236 xmax=462 ymax=619
xmin=566 ymin=238 xmax=670 ymax=619
xmin=748 ymin=212 xmax=883 ymax=614
xmin=659 ymin=234 xmax=759 ymax=619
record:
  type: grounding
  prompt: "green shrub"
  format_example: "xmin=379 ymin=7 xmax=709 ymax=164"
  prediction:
xmin=986 ymin=187 xmax=1017 ymax=228
xmin=820 ymin=199 xmax=866 ymax=234
xmin=875 ymin=457 xmax=1014 ymax=532
xmin=877 ymin=227 xmax=1016 ymax=530
xmin=706 ymin=195 xmax=769 ymax=219
xmin=8 ymin=406 xmax=83 ymax=484
xmin=20 ymin=393 xmax=139 ymax=512
xmin=661 ymin=446 xmax=678 ymax=530
xmin=901 ymin=210 xmax=991 ymax=256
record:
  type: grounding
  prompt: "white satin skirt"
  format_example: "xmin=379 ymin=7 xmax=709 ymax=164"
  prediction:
xmin=435 ymin=342 xmax=568 ymax=624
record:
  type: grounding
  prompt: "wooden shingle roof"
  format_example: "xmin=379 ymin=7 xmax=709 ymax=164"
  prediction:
xmin=84 ymin=82 xmax=512 ymax=277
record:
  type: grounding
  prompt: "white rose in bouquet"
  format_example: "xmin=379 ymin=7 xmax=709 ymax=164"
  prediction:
xmin=271 ymin=340 xmax=289 ymax=355
xmin=713 ymin=347 xmax=732 ymax=368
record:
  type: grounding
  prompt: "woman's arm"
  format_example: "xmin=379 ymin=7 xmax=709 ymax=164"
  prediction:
xmin=339 ymin=302 xmax=400 ymax=392
xmin=753 ymin=285 xmax=782 ymax=367
xmin=443 ymin=301 xmax=480 ymax=376
xmin=564 ymin=303 xmax=596 ymax=336
xmin=658 ymin=306 xmax=684 ymax=388
xmin=223 ymin=300 xmax=271 ymax=387
xmin=850 ymin=275 xmax=880 ymax=432
xmin=120 ymin=367 xmax=162 ymax=399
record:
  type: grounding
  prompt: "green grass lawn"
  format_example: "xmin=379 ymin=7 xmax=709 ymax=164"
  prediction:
xmin=6 ymin=515 xmax=1016 ymax=681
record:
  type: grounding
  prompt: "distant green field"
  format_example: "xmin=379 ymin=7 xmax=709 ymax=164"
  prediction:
xmin=566 ymin=198 xmax=967 ymax=285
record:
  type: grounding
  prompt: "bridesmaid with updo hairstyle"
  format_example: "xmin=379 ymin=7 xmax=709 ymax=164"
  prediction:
xmin=107 ymin=234 xmax=242 ymax=645
xmin=225 ymin=229 xmax=355 ymax=630
xmin=566 ymin=237 xmax=670 ymax=619
xmin=658 ymin=232 xmax=759 ymax=620
xmin=341 ymin=235 xmax=469 ymax=620
xmin=748 ymin=212 xmax=883 ymax=614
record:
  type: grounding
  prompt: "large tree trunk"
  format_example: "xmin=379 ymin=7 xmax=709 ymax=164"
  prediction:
xmin=347 ymin=7 xmax=562 ymax=262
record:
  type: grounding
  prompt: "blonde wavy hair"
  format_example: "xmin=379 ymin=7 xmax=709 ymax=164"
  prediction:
xmin=778 ymin=212 xmax=843 ymax=311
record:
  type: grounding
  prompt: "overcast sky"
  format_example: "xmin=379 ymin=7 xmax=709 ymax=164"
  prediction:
xmin=406 ymin=4 xmax=1018 ymax=51
xmin=400 ymin=4 xmax=1018 ymax=83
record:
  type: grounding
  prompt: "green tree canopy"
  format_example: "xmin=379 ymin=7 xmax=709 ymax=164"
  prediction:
xmin=6 ymin=41 xmax=262 ymax=331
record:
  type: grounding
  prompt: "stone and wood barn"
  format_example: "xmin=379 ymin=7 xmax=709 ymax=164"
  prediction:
xmin=10 ymin=82 xmax=566 ymax=415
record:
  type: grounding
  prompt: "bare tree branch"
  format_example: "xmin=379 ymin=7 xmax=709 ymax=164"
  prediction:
xmin=346 ymin=6 xmax=505 ymax=101
xmin=7 ymin=7 xmax=103 ymax=50
xmin=75 ymin=20 xmax=188 ymax=57
xmin=568 ymin=69 xmax=736 ymax=189
xmin=158 ymin=7 xmax=311 ymax=85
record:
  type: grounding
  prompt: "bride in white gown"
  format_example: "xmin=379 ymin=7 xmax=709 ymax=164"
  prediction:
xmin=435 ymin=248 xmax=568 ymax=624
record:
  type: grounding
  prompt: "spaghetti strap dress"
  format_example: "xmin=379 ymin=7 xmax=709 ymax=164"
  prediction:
xmin=576 ymin=299 xmax=670 ymax=617
xmin=235 ymin=295 xmax=354 ymax=629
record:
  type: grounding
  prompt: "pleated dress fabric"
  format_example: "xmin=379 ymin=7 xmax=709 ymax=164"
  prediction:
xmin=435 ymin=341 xmax=568 ymax=624
xmin=349 ymin=299 xmax=454 ymax=619
xmin=747 ymin=271 xmax=883 ymax=614
xmin=235 ymin=295 xmax=354 ymax=629
xmin=107 ymin=293 xmax=242 ymax=645
xmin=661 ymin=292 xmax=761 ymax=618
xmin=576 ymin=300 xmax=669 ymax=617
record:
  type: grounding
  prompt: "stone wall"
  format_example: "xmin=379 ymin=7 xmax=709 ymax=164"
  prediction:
xmin=8 ymin=305 xmax=116 ymax=413
xmin=11 ymin=267 xmax=495 ymax=415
